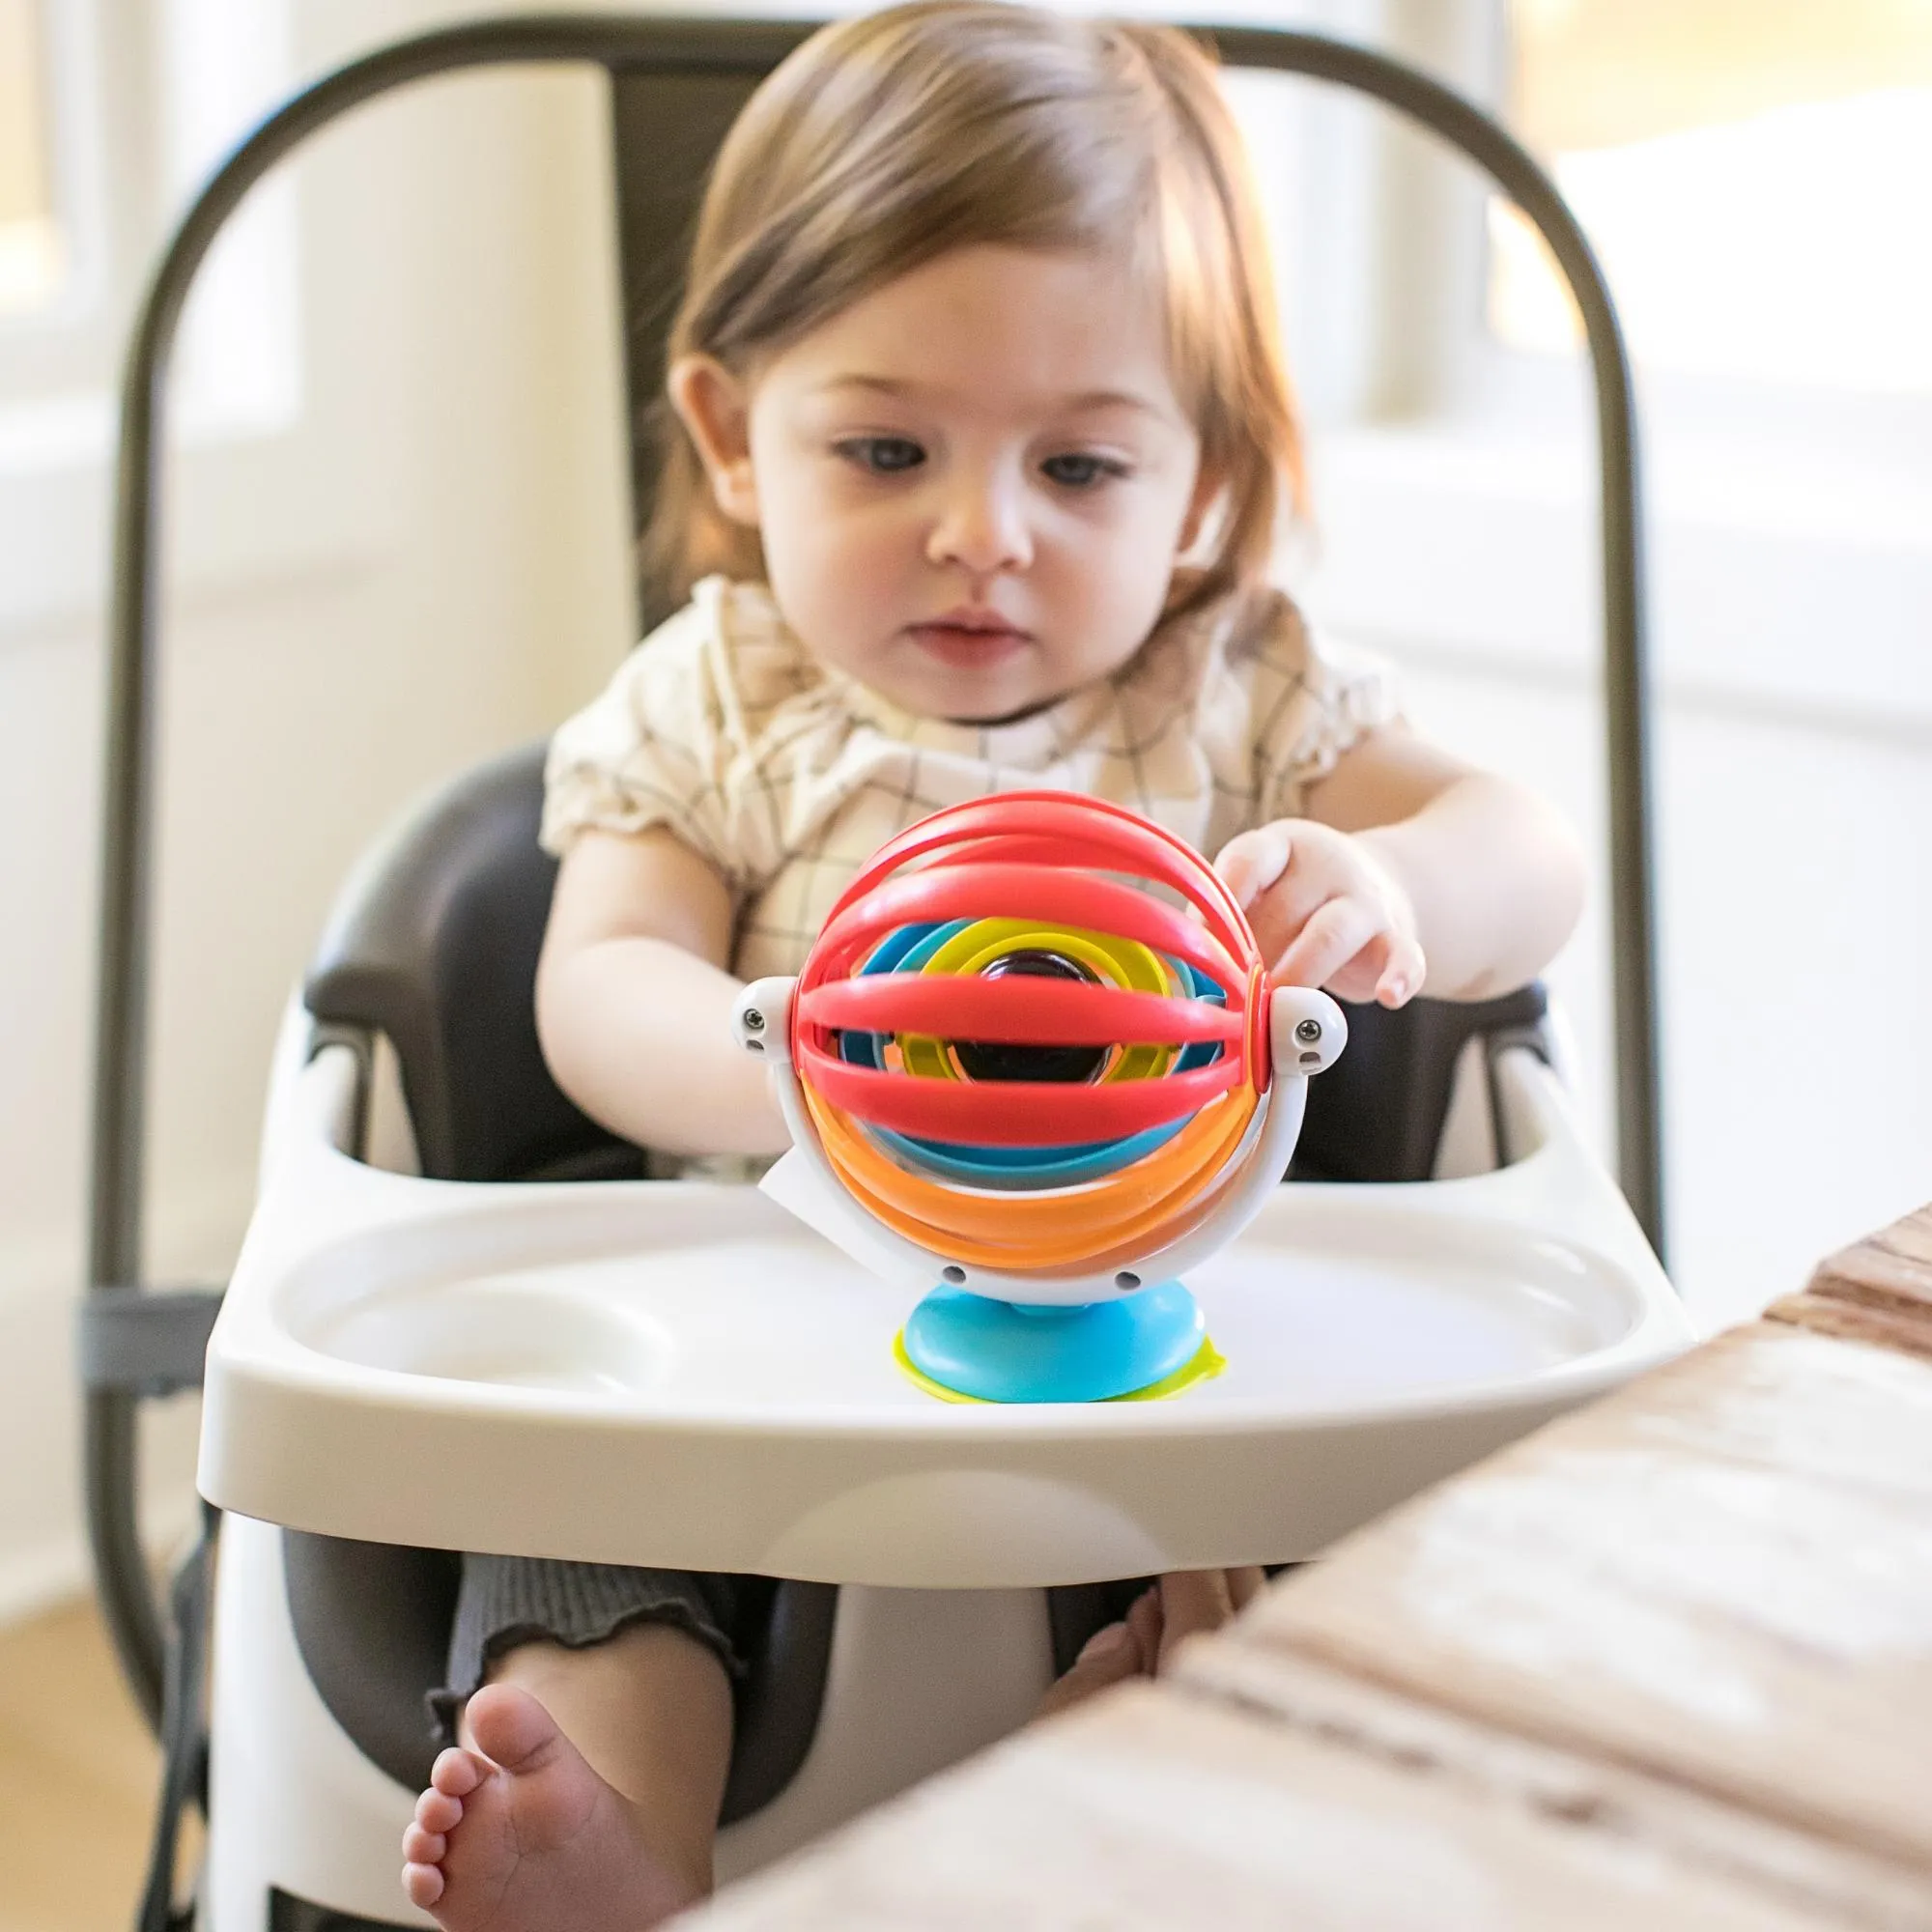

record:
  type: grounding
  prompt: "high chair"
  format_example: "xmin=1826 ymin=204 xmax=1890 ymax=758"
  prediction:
xmin=79 ymin=18 xmax=1683 ymax=1929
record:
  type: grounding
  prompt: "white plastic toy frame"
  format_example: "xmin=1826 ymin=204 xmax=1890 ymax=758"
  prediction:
xmin=733 ymin=976 xmax=1349 ymax=1304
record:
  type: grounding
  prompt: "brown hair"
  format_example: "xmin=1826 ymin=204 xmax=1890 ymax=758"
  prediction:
xmin=641 ymin=1 xmax=1304 ymax=616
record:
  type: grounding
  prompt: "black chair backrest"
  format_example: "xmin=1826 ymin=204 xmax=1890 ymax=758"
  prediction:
xmin=610 ymin=67 xmax=768 ymax=626
xmin=1293 ymin=980 xmax=1546 ymax=1183
xmin=305 ymin=741 xmax=639 ymax=1182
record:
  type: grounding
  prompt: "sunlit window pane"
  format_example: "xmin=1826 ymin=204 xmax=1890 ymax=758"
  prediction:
xmin=0 ymin=0 xmax=64 ymax=317
xmin=1492 ymin=0 xmax=1932 ymax=392
xmin=160 ymin=0 xmax=301 ymax=434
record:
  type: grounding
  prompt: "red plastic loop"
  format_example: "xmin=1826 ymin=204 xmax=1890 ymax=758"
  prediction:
xmin=806 ymin=791 xmax=1260 ymax=996
xmin=798 ymin=975 xmax=1242 ymax=1049
xmin=811 ymin=864 xmax=1246 ymax=1002
xmin=1247 ymin=964 xmax=1273 ymax=1088
xmin=798 ymin=1041 xmax=1240 ymax=1145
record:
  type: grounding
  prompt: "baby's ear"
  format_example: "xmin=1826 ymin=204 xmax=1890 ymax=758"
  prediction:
xmin=668 ymin=355 xmax=759 ymax=527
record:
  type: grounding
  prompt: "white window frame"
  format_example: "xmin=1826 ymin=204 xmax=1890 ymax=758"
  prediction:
xmin=1288 ymin=0 xmax=1932 ymax=745
xmin=0 ymin=0 xmax=125 ymax=395
xmin=0 ymin=0 xmax=391 ymax=644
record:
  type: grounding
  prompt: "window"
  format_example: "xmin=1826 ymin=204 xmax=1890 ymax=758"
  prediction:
xmin=1492 ymin=0 xmax=1932 ymax=393
xmin=0 ymin=0 xmax=63 ymax=317
xmin=0 ymin=0 xmax=294 ymax=415
xmin=158 ymin=0 xmax=299 ymax=436
xmin=0 ymin=0 xmax=300 ymax=635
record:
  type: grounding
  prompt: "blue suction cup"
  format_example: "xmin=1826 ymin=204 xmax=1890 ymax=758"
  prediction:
xmin=901 ymin=1280 xmax=1204 ymax=1403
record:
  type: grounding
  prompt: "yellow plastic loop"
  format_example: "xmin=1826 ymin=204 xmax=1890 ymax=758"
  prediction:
xmin=897 ymin=918 xmax=1177 ymax=1083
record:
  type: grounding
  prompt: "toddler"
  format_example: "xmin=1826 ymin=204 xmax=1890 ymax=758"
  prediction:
xmin=403 ymin=6 xmax=1585 ymax=1926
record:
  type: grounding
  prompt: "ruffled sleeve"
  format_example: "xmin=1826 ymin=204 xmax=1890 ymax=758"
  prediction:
xmin=1236 ymin=592 xmax=1403 ymax=823
xmin=539 ymin=578 xmax=812 ymax=895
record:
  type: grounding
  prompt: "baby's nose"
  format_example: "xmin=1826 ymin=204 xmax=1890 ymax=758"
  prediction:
xmin=927 ymin=476 xmax=1033 ymax=574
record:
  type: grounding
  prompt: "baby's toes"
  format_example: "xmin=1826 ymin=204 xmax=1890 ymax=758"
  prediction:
xmin=403 ymin=1859 xmax=447 ymax=1910
xmin=415 ymin=1785 xmax=463 ymax=1834
xmin=402 ymin=1820 xmax=446 ymax=1866
xmin=429 ymin=1745 xmax=490 ymax=1800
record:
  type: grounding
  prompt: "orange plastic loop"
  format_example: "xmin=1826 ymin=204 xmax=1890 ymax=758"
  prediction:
xmin=805 ymin=1084 xmax=1258 ymax=1269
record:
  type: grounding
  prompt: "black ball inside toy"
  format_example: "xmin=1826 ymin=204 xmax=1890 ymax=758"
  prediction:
xmin=952 ymin=951 xmax=1110 ymax=1085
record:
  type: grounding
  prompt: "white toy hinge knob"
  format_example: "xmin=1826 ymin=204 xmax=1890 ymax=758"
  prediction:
xmin=1268 ymin=985 xmax=1347 ymax=1074
xmin=733 ymin=977 xmax=798 ymax=1066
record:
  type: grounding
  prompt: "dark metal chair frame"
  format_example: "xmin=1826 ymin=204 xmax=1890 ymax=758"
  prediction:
xmin=80 ymin=16 xmax=1664 ymax=1927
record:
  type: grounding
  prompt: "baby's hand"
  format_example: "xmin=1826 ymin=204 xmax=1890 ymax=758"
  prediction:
xmin=1215 ymin=819 xmax=1424 ymax=1008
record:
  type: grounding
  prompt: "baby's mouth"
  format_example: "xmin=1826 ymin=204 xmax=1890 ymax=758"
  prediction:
xmin=906 ymin=614 xmax=1032 ymax=668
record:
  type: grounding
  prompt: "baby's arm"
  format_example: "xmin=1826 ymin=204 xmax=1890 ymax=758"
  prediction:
xmin=1218 ymin=725 xmax=1585 ymax=1005
xmin=535 ymin=827 xmax=789 ymax=1156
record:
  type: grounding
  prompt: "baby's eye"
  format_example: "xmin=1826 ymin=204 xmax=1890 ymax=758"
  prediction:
xmin=1040 ymin=451 xmax=1128 ymax=490
xmin=837 ymin=435 xmax=926 ymax=475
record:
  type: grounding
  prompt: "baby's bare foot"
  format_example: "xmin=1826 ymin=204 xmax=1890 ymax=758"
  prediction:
xmin=401 ymin=1683 xmax=698 ymax=1932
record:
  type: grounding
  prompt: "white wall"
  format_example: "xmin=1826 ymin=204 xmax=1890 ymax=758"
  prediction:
xmin=0 ymin=1 xmax=634 ymax=1619
xmin=1304 ymin=413 xmax=1932 ymax=1329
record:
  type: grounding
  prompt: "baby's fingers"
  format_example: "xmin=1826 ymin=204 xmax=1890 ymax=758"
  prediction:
xmin=1272 ymin=896 xmax=1381 ymax=993
xmin=1149 ymin=1569 xmax=1266 ymax=1670
xmin=1154 ymin=1570 xmax=1236 ymax=1669
xmin=1033 ymin=1618 xmax=1146 ymax=1721
xmin=1374 ymin=930 xmax=1427 ymax=1009
xmin=1213 ymin=824 xmax=1293 ymax=908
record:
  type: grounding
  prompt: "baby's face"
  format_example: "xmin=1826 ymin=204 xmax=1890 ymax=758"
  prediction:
xmin=728 ymin=246 xmax=1211 ymax=722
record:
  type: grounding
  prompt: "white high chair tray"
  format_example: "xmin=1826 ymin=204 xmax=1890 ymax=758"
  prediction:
xmin=200 ymin=1044 xmax=1691 ymax=1585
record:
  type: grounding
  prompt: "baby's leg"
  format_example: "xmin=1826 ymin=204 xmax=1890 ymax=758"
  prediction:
xmin=403 ymin=1621 xmax=732 ymax=1932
